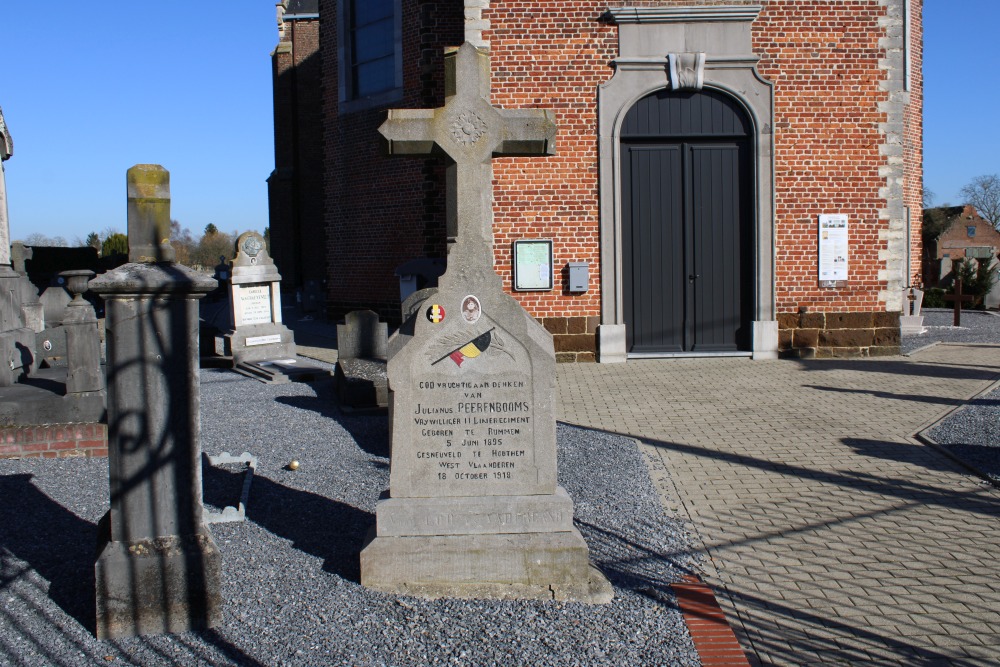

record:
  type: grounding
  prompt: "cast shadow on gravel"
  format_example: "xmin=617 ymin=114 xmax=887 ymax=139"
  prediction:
xmin=203 ymin=465 xmax=374 ymax=583
xmin=575 ymin=517 xmax=698 ymax=597
xmin=931 ymin=443 xmax=1000 ymax=482
xmin=0 ymin=473 xmax=97 ymax=631
xmin=273 ymin=380 xmax=390 ymax=458
xmin=104 ymin=628 xmax=268 ymax=667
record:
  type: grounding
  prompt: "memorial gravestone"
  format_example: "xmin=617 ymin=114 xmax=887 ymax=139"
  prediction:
xmin=226 ymin=231 xmax=291 ymax=360
xmin=218 ymin=231 xmax=324 ymax=382
xmin=0 ymin=107 xmax=103 ymax=424
xmin=0 ymin=105 xmax=39 ymax=387
xmin=360 ymin=44 xmax=612 ymax=602
xmin=334 ymin=309 xmax=389 ymax=410
xmin=899 ymin=287 xmax=925 ymax=335
xmin=90 ymin=165 xmax=220 ymax=638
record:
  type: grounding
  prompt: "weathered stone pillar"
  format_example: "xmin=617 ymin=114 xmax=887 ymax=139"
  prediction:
xmin=89 ymin=173 xmax=219 ymax=638
xmin=60 ymin=270 xmax=104 ymax=395
xmin=126 ymin=164 xmax=175 ymax=263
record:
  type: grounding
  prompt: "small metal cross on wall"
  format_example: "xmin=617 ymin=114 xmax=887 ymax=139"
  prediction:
xmin=378 ymin=43 xmax=557 ymax=277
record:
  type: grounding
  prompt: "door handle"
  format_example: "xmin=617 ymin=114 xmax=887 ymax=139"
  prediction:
xmin=688 ymin=274 xmax=700 ymax=282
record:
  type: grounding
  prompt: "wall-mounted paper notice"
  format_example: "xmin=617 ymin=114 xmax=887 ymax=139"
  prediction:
xmin=818 ymin=214 xmax=849 ymax=286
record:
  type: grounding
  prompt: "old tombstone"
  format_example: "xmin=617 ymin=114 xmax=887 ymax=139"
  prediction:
xmin=216 ymin=231 xmax=323 ymax=382
xmin=0 ymin=109 xmax=102 ymax=425
xmin=89 ymin=164 xmax=220 ymax=638
xmin=219 ymin=231 xmax=291 ymax=362
xmin=39 ymin=280 xmax=72 ymax=328
xmin=360 ymin=44 xmax=612 ymax=602
xmin=0 ymin=106 xmax=38 ymax=387
xmin=334 ymin=310 xmax=389 ymax=410
xmin=899 ymin=286 xmax=925 ymax=335
xmin=126 ymin=164 xmax=175 ymax=263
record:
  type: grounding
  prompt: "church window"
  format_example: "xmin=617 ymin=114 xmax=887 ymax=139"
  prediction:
xmin=338 ymin=0 xmax=401 ymax=110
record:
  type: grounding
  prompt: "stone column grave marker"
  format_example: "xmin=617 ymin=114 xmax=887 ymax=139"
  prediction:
xmin=90 ymin=164 xmax=221 ymax=638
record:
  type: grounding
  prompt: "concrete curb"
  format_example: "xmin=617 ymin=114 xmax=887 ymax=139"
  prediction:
xmin=913 ymin=375 xmax=1000 ymax=489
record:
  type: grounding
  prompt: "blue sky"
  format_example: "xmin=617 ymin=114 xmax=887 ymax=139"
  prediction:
xmin=0 ymin=1 xmax=995 ymax=243
xmin=2 ymin=2 xmax=277 ymax=244
xmin=923 ymin=0 xmax=998 ymax=208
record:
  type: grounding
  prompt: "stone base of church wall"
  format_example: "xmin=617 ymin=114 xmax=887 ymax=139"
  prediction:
xmin=778 ymin=311 xmax=901 ymax=359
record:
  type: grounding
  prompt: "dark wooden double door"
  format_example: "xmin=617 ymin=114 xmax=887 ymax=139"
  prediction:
xmin=621 ymin=89 xmax=754 ymax=355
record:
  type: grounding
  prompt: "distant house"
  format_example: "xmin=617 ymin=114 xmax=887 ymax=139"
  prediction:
xmin=922 ymin=205 xmax=1000 ymax=287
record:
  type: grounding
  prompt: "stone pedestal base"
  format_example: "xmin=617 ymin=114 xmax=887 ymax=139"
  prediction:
xmin=95 ymin=517 xmax=222 ymax=639
xmin=334 ymin=358 xmax=388 ymax=410
xmin=235 ymin=358 xmax=330 ymax=385
xmin=752 ymin=320 xmax=779 ymax=360
xmin=361 ymin=495 xmax=613 ymax=603
xmin=217 ymin=322 xmax=296 ymax=364
xmin=899 ymin=315 xmax=926 ymax=335
xmin=597 ymin=324 xmax=627 ymax=363
xmin=361 ymin=531 xmax=612 ymax=602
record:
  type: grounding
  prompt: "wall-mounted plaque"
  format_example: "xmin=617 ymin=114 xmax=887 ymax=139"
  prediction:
xmin=818 ymin=214 xmax=849 ymax=288
xmin=513 ymin=239 xmax=553 ymax=291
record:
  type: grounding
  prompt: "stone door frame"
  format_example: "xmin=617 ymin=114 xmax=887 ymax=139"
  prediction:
xmin=596 ymin=5 xmax=777 ymax=362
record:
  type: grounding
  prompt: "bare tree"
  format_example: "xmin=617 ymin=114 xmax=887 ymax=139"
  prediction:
xmin=21 ymin=232 xmax=69 ymax=247
xmin=959 ymin=174 xmax=1000 ymax=228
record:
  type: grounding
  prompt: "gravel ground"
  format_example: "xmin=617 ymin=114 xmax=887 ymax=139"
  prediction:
xmin=903 ymin=308 xmax=1000 ymax=482
xmin=901 ymin=308 xmax=1000 ymax=355
xmin=0 ymin=367 xmax=702 ymax=667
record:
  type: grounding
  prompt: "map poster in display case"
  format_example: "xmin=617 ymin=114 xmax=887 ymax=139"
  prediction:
xmin=818 ymin=214 xmax=849 ymax=288
xmin=512 ymin=239 xmax=553 ymax=291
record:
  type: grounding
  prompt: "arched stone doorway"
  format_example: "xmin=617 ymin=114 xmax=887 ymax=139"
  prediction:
xmin=620 ymin=88 xmax=754 ymax=355
xmin=596 ymin=5 xmax=776 ymax=362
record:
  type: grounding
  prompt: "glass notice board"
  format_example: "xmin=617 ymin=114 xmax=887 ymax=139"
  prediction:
xmin=513 ymin=239 xmax=553 ymax=291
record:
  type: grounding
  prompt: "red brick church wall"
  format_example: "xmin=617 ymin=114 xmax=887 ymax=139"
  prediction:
xmin=483 ymin=0 xmax=921 ymax=358
xmin=318 ymin=0 xmax=463 ymax=322
xmin=270 ymin=11 xmax=326 ymax=290
xmin=307 ymin=0 xmax=922 ymax=359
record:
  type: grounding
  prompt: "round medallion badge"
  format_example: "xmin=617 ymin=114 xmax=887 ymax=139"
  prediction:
xmin=426 ymin=304 xmax=446 ymax=323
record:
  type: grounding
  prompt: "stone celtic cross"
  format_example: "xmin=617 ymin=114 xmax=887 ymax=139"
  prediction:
xmin=378 ymin=42 xmax=556 ymax=275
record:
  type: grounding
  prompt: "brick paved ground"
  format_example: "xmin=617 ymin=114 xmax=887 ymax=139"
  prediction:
xmin=557 ymin=344 xmax=1000 ymax=666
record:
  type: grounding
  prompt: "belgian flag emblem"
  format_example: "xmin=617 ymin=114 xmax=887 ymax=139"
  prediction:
xmin=433 ymin=329 xmax=494 ymax=367
xmin=426 ymin=304 xmax=445 ymax=323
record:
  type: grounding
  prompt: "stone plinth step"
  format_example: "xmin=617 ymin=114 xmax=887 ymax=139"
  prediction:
xmin=234 ymin=358 xmax=331 ymax=385
xmin=361 ymin=529 xmax=613 ymax=603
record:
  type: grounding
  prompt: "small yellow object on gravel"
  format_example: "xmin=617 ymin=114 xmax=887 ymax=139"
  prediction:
xmin=288 ymin=460 xmax=300 ymax=471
